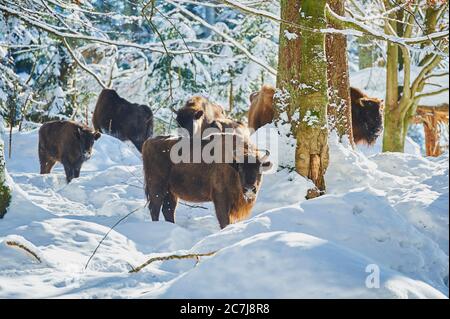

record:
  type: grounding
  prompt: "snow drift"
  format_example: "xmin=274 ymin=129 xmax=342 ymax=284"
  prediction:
xmin=0 ymin=128 xmax=448 ymax=298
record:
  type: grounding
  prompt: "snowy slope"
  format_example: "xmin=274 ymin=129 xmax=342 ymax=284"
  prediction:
xmin=0 ymin=128 xmax=448 ymax=298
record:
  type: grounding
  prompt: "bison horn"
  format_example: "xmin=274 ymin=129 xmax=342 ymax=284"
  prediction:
xmin=259 ymin=148 xmax=270 ymax=161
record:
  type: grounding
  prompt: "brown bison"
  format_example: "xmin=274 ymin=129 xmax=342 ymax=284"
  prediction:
xmin=350 ymin=87 xmax=384 ymax=145
xmin=38 ymin=120 xmax=101 ymax=183
xmin=248 ymin=85 xmax=384 ymax=145
xmin=175 ymin=96 xmax=226 ymax=136
xmin=142 ymin=134 xmax=272 ymax=228
xmin=92 ymin=89 xmax=153 ymax=152
xmin=248 ymin=85 xmax=276 ymax=131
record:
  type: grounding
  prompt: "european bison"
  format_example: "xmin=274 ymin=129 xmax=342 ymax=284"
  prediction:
xmin=92 ymin=89 xmax=153 ymax=152
xmin=248 ymin=85 xmax=384 ymax=145
xmin=142 ymin=134 xmax=272 ymax=228
xmin=350 ymin=87 xmax=384 ymax=145
xmin=175 ymin=96 xmax=226 ymax=136
xmin=38 ymin=120 xmax=101 ymax=183
xmin=248 ymin=85 xmax=276 ymax=131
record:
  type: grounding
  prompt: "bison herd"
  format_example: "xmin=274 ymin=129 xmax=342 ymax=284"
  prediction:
xmin=38 ymin=85 xmax=384 ymax=228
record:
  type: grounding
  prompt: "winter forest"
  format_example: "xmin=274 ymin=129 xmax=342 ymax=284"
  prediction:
xmin=0 ymin=0 xmax=449 ymax=299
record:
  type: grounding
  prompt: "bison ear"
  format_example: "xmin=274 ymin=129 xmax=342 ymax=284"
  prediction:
xmin=194 ymin=110 xmax=204 ymax=120
xmin=210 ymin=120 xmax=222 ymax=131
xmin=261 ymin=161 xmax=273 ymax=172
xmin=93 ymin=131 xmax=101 ymax=140
xmin=228 ymin=161 xmax=239 ymax=172
xmin=360 ymin=98 xmax=375 ymax=108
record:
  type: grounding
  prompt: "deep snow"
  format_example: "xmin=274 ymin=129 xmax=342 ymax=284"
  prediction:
xmin=0 ymin=127 xmax=448 ymax=298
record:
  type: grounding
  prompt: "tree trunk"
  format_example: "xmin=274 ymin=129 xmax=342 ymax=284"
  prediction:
xmin=419 ymin=5 xmax=441 ymax=66
xmin=326 ymin=0 xmax=353 ymax=143
xmin=424 ymin=115 xmax=442 ymax=157
xmin=382 ymin=3 xmax=403 ymax=153
xmin=1 ymin=120 xmax=12 ymax=218
xmin=276 ymin=0 xmax=329 ymax=198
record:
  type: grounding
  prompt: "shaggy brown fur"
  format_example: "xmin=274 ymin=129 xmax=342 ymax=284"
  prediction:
xmin=350 ymin=87 xmax=384 ymax=145
xmin=176 ymin=96 xmax=226 ymax=136
xmin=142 ymin=135 xmax=271 ymax=228
xmin=38 ymin=120 xmax=101 ymax=183
xmin=248 ymin=85 xmax=384 ymax=145
xmin=248 ymin=85 xmax=276 ymax=131
xmin=92 ymin=89 xmax=153 ymax=152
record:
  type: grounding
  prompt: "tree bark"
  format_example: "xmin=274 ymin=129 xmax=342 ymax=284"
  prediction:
xmin=326 ymin=0 xmax=353 ymax=143
xmin=1 ymin=120 xmax=12 ymax=218
xmin=382 ymin=2 xmax=403 ymax=152
xmin=276 ymin=0 xmax=329 ymax=198
xmin=424 ymin=116 xmax=442 ymax=157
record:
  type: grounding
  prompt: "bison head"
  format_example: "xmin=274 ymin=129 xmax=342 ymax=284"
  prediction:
xmin=231 ymin=150 xmax=272 ymax=202
xmin=75 ymin=128 xmax=101 ymax=160
xmin=352 ymin=97 xmax=384 ymax=145
xmin=175 ymin=108 xmax=205 ymax=137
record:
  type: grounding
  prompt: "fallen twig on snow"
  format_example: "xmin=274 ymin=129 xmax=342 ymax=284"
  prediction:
xmin=129 ymin=251 xmax=217 ymax=273
xmin=84 ymin=205 xmax=145 ymax=270
xmin=5 ymin=241 xmax=42 ymax=263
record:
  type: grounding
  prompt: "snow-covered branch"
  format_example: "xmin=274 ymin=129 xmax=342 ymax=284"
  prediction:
xmin=0 ymin=3 xmax=219 ymax=56
xmin=167 ymin=0 xmax=277 ymax=75
xmin=325 ymin=3 xmax=449 ymax=47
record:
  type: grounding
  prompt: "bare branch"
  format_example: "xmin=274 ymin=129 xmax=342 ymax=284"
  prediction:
xmin=414 ymin=87 xmax=449 ymax=101
xmin=62 ymin=38 xmax=108 ymax=89
xmin=130 ymin=251 xmax=217 ymax=273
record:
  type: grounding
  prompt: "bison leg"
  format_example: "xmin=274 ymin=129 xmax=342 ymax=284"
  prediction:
xmin=63 ymin=163 xmax=75 ymax=183
xmin=149 ymin=195 xmax=164 ymax=221
xmin=212 ymin=195 xmax=231 ymax=229
xmin=40 ymin=158 xmax=56 ymax=174
xmin=39 ymin=144 xmax=56 ymax=174
xmin=73 ymin=162 xmax=82 ymax=179
xmin=131 ymin=138 xmax=144 ymax=153
xmin=162 ymin=192 xmax=178 ymax=223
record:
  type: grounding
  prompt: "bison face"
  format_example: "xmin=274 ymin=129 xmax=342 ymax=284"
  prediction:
xmin=353 ymin=98 xmax=384 ymax=145
xmin=176 ymin=109 xmax=204 ymax=137
xmin=233 ymin=158 xmax=273 ymax=202
xmin=75 ymin=128 xmax=101 ymax=160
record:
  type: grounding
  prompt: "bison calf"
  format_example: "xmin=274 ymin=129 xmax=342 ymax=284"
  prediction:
xmin=92 ymin=89 xmax=153 ymax=152
xmin=39 ymin=120 xmax=101 ymax=183
xmin=142 ymin=135 xmax=272 ymax=229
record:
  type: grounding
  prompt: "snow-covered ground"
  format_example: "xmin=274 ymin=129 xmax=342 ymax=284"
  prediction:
xmin=0 ymin=127 xmax=448 ymax=298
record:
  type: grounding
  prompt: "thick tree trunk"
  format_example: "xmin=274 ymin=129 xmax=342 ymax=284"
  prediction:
xmin=326 ymin=0 xmax=353 ymax=143
xmin=276 ymin=0 xmax=329 ymax=198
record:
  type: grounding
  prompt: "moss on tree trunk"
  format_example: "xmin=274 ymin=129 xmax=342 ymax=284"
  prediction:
xmin=276 ymin=0 xmax=329 ymax=197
